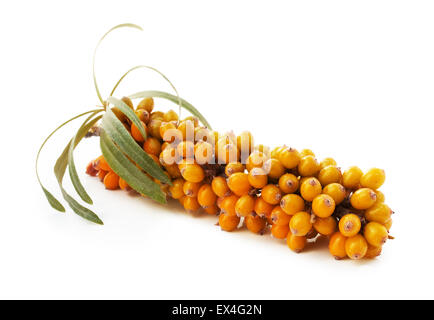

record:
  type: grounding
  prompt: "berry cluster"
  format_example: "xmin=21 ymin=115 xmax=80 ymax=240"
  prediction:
xmin=86 ymin=97 xmax=394 ymax=260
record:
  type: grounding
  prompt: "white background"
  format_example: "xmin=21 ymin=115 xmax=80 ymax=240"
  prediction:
xmin=1 ymin=0 xmax=433 ymax=299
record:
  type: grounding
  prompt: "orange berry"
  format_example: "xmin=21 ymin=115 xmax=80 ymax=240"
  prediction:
xmin=137 ymin=97 xmax=154 ymax=113
xmin=298 ymin=155 xmax=320 ymax=177
xmin=148 ymin=119 xmax=162 ymax=139
xmin=342 ymin=166 xmax=363 ymax=189
xmin=225 ymin=162 xmax=245 ymax=177
xmin=183 ymin=196 xmax=200 ymax=212
xmin=271 ymin=146 xmax=284 ymax=159
xmin=329 ymin=232 xmax=347 ymax=259
xmin=254 ymin=196 xmax=274 ymax=218
xmin=204 ymin=204 xmax=219 ymax=215
xmin=95 ymin=155 xmax=111 ymax=172
xmin=345 ymin=235 xmax=368 ymax=260
xmin=264 ymin=158 xmax=285 ymax=180
xmin=150 ymin=111 xmax=164 ymax=121
xmin=350 ymin=188 xmax=377 ymax=210
xmin=220 ymin=194 xmax=239 ymax=216
xmin=279 ymin=147 xmax=301 ymax=169
xmin=287 ymin=232 xmax=307 ymax=253
xmin=300 ymin=177 xmax=322 ymax=201
xmin=360 ymin=168 xmax=386 ymax=190
xmin=365 ymin=245 xmax=382 ymax=259
xmin=235 ymin=195 xmax=256 ymax=217
xmin=300 ymin=149 xmax=315 ymax=157
xmin=227 ymin=172 xmax=251 ymax=196
xmin=143 ymin=137 xmax=161 ymax=156
xmin=280 ymin=194 xmax=305 ymax=215
xmin=245 ymin=214 xmax=266 ymax=234
xmin=375 ymin=190 xmax=385 ymax=204
xmin=169 ymin=178 xmax=184 ymax=199
xmin=135 ymin=109 xmax=150 ymax=124
xmin=312 ymin=194 xmax=335 ymax=218
xmin=219 ymin=213 xmax=240 ymax=232
xmin=183 ymin=181 xmax=201 ymax=197
xmin=131 ymin=121 xmax=147 ymax=143
xmin=289 ymin=211 xmax=312 ymax=236
xmin=318 ymin=165 xmax=342 ymax=186
xmin=103 ymin=171 xmax=119 ymax=190
xmin=338 ymin=214 xmax=362 ymax=237
xmin=365 ymin=203 xmax=392 ymax=224
xmin=278 ymin=173 xmax=299 ymax=194
xmin=165 ymin=163 xmax=182 ymax=179
xmin=271 ymin=224 xmax=289 ymax=239
xmin=322 ymin=183 xmax=346 ymax=205
xmin=313 ymin=216 xmax=337 ymax=236
xmin=384 ymin=219 xmax=393 ymax=231
xmin=163 ymin=109 xmax=179 ymax=122
xmin=270 ymin=206 xmax=292 ymax=226
xmin=97 ymin=170 xmax=108 ymax=181
xmin=248 ymin=167 xmax=268 ymax=189
xmin=364 ymin=222 xmax=388 ymax=247
xmin=177 ymin=140 xmax=195 ymax=159
xmin=211 ymin=176 xmax=231 ymax=197
xmin=246 ymin=151 xmax=267 ymax=172
xmin=197 ymin=184 xmax=217 ymax=208
xmin=319 ymin=157 xmax=337 ymax=170
xmin=261 ymin=184 xmax=282 ymax=205
xmin=118 ymin=177 xmax=130 ymax=190
xmin=180 ymin=163 xmax=205 ymax=183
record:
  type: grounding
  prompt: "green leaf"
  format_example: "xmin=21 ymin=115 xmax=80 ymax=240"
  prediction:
xmin=60 ymin=189 xmax=104 ymax=225
xmin=93 ymin=23 xmax=143 ymax=105
xmin=68 ymin=115 xmax=103 ymax=204
xmin=100 ymin=129 xmax=167 ymax=204
xmin=107 ymin=96 xmax=147 ymax=140
xmin=129 ymin=90 xmax=212 ymax=129
xmin=101 ymin=108 xmax=172 ymax=185
xmin=36 ymin=109 xmax=102 ymax=212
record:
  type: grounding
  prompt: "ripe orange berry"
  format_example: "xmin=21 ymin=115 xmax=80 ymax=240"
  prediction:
xmin=254 ymin=196 xmax=274 ymax=218
xmin=271 ymin=146 xmax=284 ymax=159
xmin=227 ymin=172 xmax=251 ymax=196
xmin=271 ymin=223 xmax=290 ymax=239
xmin=264 ymin=158 xmax=285 ymax=180
xmin=350 ymin=188 xmax=377 ymax=210
xmin=287 ymin=231 xmax=307 ymax=253
xmin=137 ymin=97 xmax=154 ymax=113
xmin=236 ymin=131 xmax=254 ymax=155
xmin=312 ymin=194 xmax=335 ymax=218
xmin=180 ymin=163 xmax=205 ymax=183
xmin=248 ymin=167 xmax=268 ymax=189
xmin=313 ymin=216 xmax=337 ymax=236
xmin=300 ymin=149 xmax=315 ymax=158
xmin=235 ymin=195 xmax=256 ymax=217
xmin=329 ymin=232 xmax=347 ymax=259
xmin=179 ymin=195 xmax=187 ymax=206
xmin=280 ymin=194 xmax=305 ymax=215
xmin=375 ymin=190 xmax=385 ymax=204
xmin=97 ymin=169 xmax=108 ymax=181
xmin=169 ymin=178 xmax=184 ymax=199
xmin=143 ymin=137 xmax=161 ymax=156
xmin=360 ymin=168 xmax=386 ymax=190
xmin=183 ymin=181 xmax=201 ymax=197
xmin=204 ymin=204 xmax=219 ymax=215
xmin=320 ymin=157 xmax=337 ymax=170
xmin=103 ymin=171 xmax=120 ymax=190
xmin=95 ymin=155 xmax=111 ymax=172
xmin=165 ymin=163 xmax=182 ymax=179
xmin=220 ymin=194 xmax=239 ymax=216
xmin=197 ymin=184 xmax=217 ymax=208
xmin=246 ymin=151 xmax=267 ymax=172
xmin=225 ymin=162 xmax=245 ymax=177
xmin=261 ymin=184 xmax=282 ymax=205
xmin=322 ymin=183 xmax=346 ymax=205
xmin=211 ymin=176 xmax=231 ymax=197
xmin=318 ymin=165 xmax=342 ymax=186
xmin=279 ymin=147 xmax=301 ymax=169
xmin=245 ymin=214 xmax=266 ymax=234
xmin=118 ymin=177 xmax=130 ymax=190
xmin=183 ymin=196 xmax=201 ymax=212
xmin=298 ymin=155 xmax=320 ymax=177
xmin=384 ymin=219 xmax=393 ymax=231
xmin=177 ymin=140 xmax=195 ymax=159
xmin=342 ymin=166 xmax=363 ymax=189
xmin=364 ymin=203 xmax=392 ymax=224
xmin=148 ymin=119 xmax=162 ymax=139
xmin=364 ymin=222 xmax=388 ymax=247
xmin=219 ymin=213 xmax=240 ymax=232
xmin=150 ymin=111 xmax=164 ymax=121
xmin=278 ymin=173 xmax=299 ymax=194
xmin=131 ymin=121 xmax=148 ymax=143
xmin=300 ymin=177 xmax=322 ymax=201
xmin=270 ymin=206 xmax=292 ymax=226
xmin=345 ymin=234 xmax=368 ymax=260
xmin=289 ymin=211 xmax=312 ymax=236
xmin=365 ymin=245 xmax=382 ymax=259
xmin=338 ymin=214 xmax=361 ymax=237
xmin=163 ymin=109 xmax=179 ymax=122
xmin=135 ymin=109 xmax=150 ymax=124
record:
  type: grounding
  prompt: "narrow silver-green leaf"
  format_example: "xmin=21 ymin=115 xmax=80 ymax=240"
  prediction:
xmin=129 ymin=90 xmax=212 ymax=129
xmin=93 ymin=23 xmax=143 ymax=104
xmin=107 ymin=96 xmax=147 ymax=140
xmin=60 ymin=189 xmax=103 ymax=225
xmin=101 ymin=108 xmax=171 ymax=185
xmin=100 ymin=130 xmax=167 ymax=204
xmin=68 ymin=115 xmax=103 ymax=204
xmin=42 ymin=186 xmax=65 ymax=212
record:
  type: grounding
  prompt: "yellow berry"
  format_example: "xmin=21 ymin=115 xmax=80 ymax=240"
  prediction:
xmin=248 ymin=167 xmax=268 ymax=189
xmin=194 ymin=141 xmax=214 ymax=165
xmin=365 ymin=245 xmax=382 ymax=259
xmin=219 ymin=213 xmax=240 ymax=232
xmin=271 ymin=224 xmax=290 ymax=239
xmin=313 ymin=216 xmax=337 ymax=236
xmin=329 ymin=232 xmax=347 ymax=259
xmin=246 ymin=151 xmax=267 ymax=172
xmin=279 ymin=147 xmax=301 ymax=169
xmin=183 ymin=196 xmax=201 ymax=212
xmin=220 ymin=194 xmax=239 ymax=216
xmin=364 ymin=222 xmax=388 ymax=247
xmin=168 ymin=179 xmax=184 ymax=199
xmin=300 ymin=149 xmax=315 ymax=157
xmin=278 ymin=173 xmax=299 ymax=194
xmin=197 ymin=184 xmax=217 ymax=208
xmin=163 ymin=109 xmax=179 ymax=122
xmin=287 ymin=231 xmax=307 ymax=253
xmin=261 ymin=184 xmax=282 ymax=205
xmin=365 ymin=203 xmax=392 ymax=224
xmin=264 ymin=158 xmax=285 ymax=180
xmin=342 ymin=166 xmax=363 ymax=189
xmin=350 ymin=188 xmax=377 ymax=210
xmin=280 ymin=194 xmax=305 ymax=215
xmin=236 ymin=131 xmax=254 ymax=155
xmin=245 ymin=214 xmax=266 ymax=234
xmin=312 ymin=194 xmax=335 ymax=218
xmin=270 ymin=206 xmax=292 ymax=226
xmin=300 ymin=177 xmax=322 ymax=201
xmin=318 ymin=166 xmax=342 ymax=186
xmin=338 ymin=214 xmax=361 ymax=237
xmin=322 ymin=183 xmax=346 ymax=205
xmin=227 ymin=172 xmax=251 ymax=196
xmin=320 ymin=157 xmax=337 ymax=170
xmin=345 ymin=235 xmax=368 ymax=260
xmin=211 ymin=176 xmax=230 ymax=197
xmin=225 ymin=162 xmax=245 ymax=176
xmin=298 ymin=155 xmax=320 ymax=177
xmin=137 ymin=97 xmax=154 ymax=113
xmin=360 ymin=168 xmax=386 ymax=190
xmin=180 ymin=163 xmax=205 ymax=183
xmin=235 ymin=195 xmax=256 ymax=217
xmin=254 ymin=196 xmax=274 ymax=218
xmin=290 ymin=211 xmax=312 ymax=236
